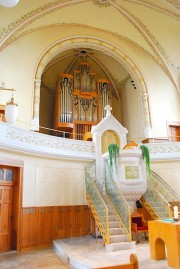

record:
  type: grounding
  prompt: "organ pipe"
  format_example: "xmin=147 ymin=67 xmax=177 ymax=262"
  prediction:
xmin=54 ymin=63 xmax=111 ymax=140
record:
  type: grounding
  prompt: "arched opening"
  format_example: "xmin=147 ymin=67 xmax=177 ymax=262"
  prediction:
xmin=101 ymin=130 xmax=120 ymax=154
xmin=154 ymin=237 xmax=166 ymax=260
xmin=33 ymin=36 xmax=151 ymax=141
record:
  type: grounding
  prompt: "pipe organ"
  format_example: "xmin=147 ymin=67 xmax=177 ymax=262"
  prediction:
xmin=54 ymin=62 xmax=112 ymax=140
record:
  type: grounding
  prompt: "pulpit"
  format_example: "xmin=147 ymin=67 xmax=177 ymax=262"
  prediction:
xmin=148 ymin=220 xmax=180 ymax=269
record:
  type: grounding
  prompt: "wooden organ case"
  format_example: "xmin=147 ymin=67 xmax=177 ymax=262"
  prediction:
xmin=54 ymin=62 xmax=112 ymax=140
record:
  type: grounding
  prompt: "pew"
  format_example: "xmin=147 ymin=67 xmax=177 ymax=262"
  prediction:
xmin=93 ymin=253 xmax=139 ymax=269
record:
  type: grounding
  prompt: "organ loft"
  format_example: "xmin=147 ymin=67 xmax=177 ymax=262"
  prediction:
xmin=54 ymin=61 xmax=112 ymax=140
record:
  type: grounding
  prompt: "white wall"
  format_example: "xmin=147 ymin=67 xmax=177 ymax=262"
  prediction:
xmin=0 ymin=150 xmax=89 ymax=207
xmin=120 ymin=78 xmax=142 ymax=142
xmin=151 ymin=160 xmax=180 ymax=196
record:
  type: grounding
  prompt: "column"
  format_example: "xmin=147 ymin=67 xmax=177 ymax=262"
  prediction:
xmin=142 ymin=93 xmax=153 ymax=138
xmin=31 ymin=79 xmax=41 ymax=131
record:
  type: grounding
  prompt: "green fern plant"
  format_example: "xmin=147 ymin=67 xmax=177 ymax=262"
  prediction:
xmin=140 ymin=145 xmax=151 ymax=175
xmin=108 ymin=144 xmax=119 ymax=167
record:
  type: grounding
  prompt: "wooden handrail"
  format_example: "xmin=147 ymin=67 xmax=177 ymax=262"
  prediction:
xmin=93 ymin=253 xmax=139 ymax=269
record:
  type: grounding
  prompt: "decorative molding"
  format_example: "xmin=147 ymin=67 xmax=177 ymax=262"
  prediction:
xmin=110 ymin=1 xmax=179 ymax=90
xmin=147 ymin=143 xmax=180 ymax=155
xmin=164 ymin=0 xmax=180 ymax=10
xmin=0 ymin=122 xmax=95 ymax=160
xmin=23 ymin=208 xmax=36 ymax=214
xmin=0 ymin=123 xmax=180 ymax=161
xmin=124 ymin=0 xmax=180 ymax=20
xmin=0 ymin=0 xmax=88 ymax=43
xmin=0 ymin=156 xmax=24 ymax=166
xmin=93 ymin=0 xmax=110 ymax=7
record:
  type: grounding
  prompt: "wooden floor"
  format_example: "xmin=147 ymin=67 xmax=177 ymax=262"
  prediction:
xmin=0 ymin=247 xmax=71 ymax=269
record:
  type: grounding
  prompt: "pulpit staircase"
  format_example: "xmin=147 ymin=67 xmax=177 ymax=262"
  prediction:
xmin=84 ymin=159 xmax=180 ymax=250
xmin=140 ymin=171 xmax=180 ymax=219
xmin=84 ymin=161 xmax=133 ymax=251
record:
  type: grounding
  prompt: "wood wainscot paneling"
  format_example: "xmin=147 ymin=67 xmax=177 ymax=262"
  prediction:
xmin=55 ymin=206 xmax=65 ymax=239
xmin=20 ymin=205 xmax=91 ymax=250
xmin=64 ymin=206 xmax=75 ymax=238
xmin=21 ymin=207 xmax=38 ymax=249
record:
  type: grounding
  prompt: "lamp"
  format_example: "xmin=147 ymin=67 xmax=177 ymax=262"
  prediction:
xmin=0 ymin=86 xmax=18 ymax=124
xmin=0 ymin=0 xmax=19 ymax=7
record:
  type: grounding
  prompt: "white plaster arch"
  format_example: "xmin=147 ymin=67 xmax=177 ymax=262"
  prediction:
xmin=32 ymin=35 xmax=152 ymax=135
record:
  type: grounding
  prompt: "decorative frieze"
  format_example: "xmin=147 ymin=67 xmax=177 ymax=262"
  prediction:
xmin=0 ymin=122 xmax=95 ymax=159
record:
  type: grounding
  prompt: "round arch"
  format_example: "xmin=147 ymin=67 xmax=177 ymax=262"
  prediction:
xmin=32 ymin=35 xmax=152 ymax=136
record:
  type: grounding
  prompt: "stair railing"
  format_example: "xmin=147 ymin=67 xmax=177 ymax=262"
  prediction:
xmin=104 ymin=157 xmax=132 ymax=241
xmin=149 ymin=171 xmax=180 ymax=203
xmin=142 ymin=171 xmax=180 ymax=218
xmin=85 ymin=161 xmax=110 ymax=244
xmin=142 ymin=180 xmax=172 ymax=219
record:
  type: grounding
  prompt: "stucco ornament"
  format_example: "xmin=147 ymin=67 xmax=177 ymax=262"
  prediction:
xmin=93 ymin=0 xmax=110 ymax=7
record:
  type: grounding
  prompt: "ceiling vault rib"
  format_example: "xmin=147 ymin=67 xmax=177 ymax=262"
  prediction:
xmin=44 ymin=52 xmax=79 ymax=73
xmin=109 ymin=0 xmax=179 ymax=91
xmin=88 ymin=54 xmax=121 ymax=103
xmin=0 ymin=0 xmax=90 ymax=47
xmin=65 ymin=54 xmax=79 ymax=74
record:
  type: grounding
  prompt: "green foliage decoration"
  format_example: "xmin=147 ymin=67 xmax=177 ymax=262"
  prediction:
xmin=140 ymin=145 xmax=151 ymax=175
xmin=108 ymin=144 xmax=119 ymax=167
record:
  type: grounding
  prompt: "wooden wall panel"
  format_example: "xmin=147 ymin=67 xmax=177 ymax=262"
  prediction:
xmin=20 ymin=205 xmax=91 ymax=250
xmin=75 ymin=206 xmax=83 ymax=237
xmin=64 ymin=206 xmax=75 ymax=238
xmin=83 ymin=205 xmax=91 ymax=235
xmin=55 ymin=206 xmax=65 ymax=239
xmin=21 ymin=208 xmax=38 ymax=249
xmin=48 ymin=207 xmax=56 ymax=241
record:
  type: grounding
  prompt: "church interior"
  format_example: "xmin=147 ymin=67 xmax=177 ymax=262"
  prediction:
xmin=0 ymin=0 xmax=180 ymax=268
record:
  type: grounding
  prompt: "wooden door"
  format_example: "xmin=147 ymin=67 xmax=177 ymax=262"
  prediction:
xmin=169 ymin=125 xmax=180 ymax=142
xmin=0 ymin=185 xmax=14 ymax=251
xmin=0 ymin=168 xmax=14 ymax=252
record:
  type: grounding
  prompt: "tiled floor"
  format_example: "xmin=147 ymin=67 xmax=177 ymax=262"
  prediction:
xmin=0 ymin=248 xmax=71 ymax=269
xmin=54 ymin=236 xmax=172 ymax=269
xmin=0 ymin=236 xmax=173 ymax=269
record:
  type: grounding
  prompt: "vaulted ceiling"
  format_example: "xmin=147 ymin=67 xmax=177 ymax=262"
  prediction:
xmin=0 ymin=0 xmax=180 ymax=95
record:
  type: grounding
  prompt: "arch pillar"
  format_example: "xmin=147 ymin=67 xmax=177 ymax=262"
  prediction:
xmin=31 ymin=79 xmax=41 ymax=131
xmin=142 ymin=93 xmax=153 ymax=138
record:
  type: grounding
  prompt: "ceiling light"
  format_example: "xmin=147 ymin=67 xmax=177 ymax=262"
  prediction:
xmin=0 ymin=86 xmax=18 ymax=124
xmin=0 ymin=0 xmax=19 ymax=7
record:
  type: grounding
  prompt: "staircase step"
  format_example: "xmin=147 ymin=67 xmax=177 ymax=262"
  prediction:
xmin=108 ymin=215 xmax=118 ymax=222
xmin=109 ymin=228 xmax=125 ymax=235
xmin=109 ymin=221 xmax=121 ymax=228
xmin=109 ymin=234 xmax=128 ymax=243
xmin=106 ymin=241 xmax=134 ymax=251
